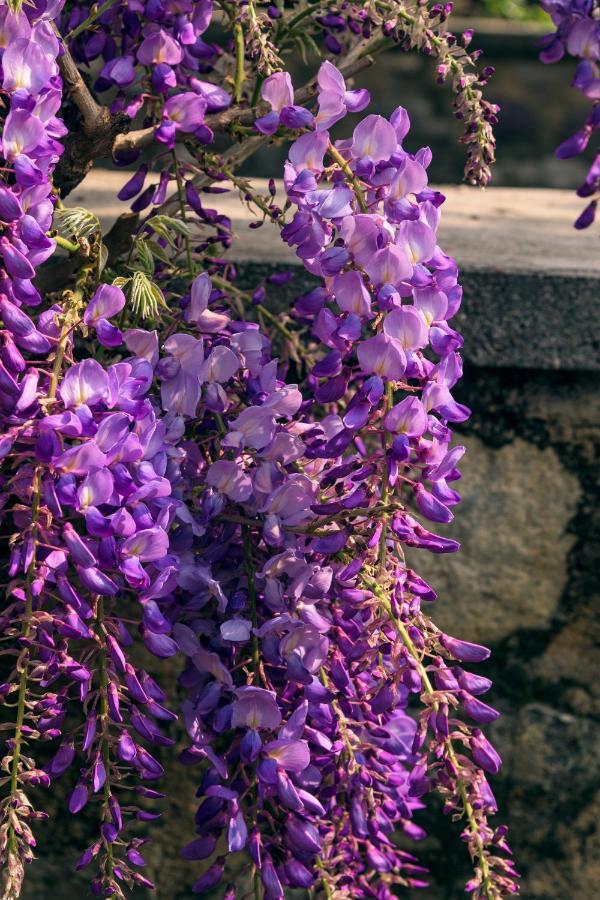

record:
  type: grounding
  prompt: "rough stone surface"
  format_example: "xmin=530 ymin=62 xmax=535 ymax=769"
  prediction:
xmin=412 ymin=436 xmax=580 ymax=644
xmin=490 ymin=704 xmax=600 ymax=900
xmin=70 ymin=174 xmax=600 ymax=278
xmin=17 ymin=184 xmax=600 ymax=898
xmin=437 ymin=367 xmax=600 ymax=900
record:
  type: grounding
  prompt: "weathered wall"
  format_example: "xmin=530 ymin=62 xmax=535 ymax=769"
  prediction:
xmin=231 ymin=262 xmax=600 ymax=900
xmin=16 ymin=187 xmax=600 ymax=898
xmin=413 ymin=366 xmax=600 ymax=899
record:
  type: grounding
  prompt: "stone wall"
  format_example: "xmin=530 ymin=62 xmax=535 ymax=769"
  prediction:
xmin=232 ymin=257 xmax=600 ymax=900
xmin=18 ymin=184 xmax=600 ymax=899
xmin=414 ymin=365 xmax=600 ymax=899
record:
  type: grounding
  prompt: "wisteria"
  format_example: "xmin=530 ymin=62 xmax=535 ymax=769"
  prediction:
xmin=538 ymin=0 xmax=600 ymax=228
xmin=0 ymin=0 xmax=517 ymax=898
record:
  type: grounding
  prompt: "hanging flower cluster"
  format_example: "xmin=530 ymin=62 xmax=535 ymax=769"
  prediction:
xmin=157 ymin=71 xmax=517 ymax=899
xmin=0 ymin=6 xmax=183 ymax=898
xmin=538 ymin=0 xmax=600 ymax=228
xmin=0 ymin=1 xmax=517 ymax=899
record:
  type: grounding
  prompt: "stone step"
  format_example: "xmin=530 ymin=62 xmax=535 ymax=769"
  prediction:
xmin=68 ymin=171 xmax=599 ymax=276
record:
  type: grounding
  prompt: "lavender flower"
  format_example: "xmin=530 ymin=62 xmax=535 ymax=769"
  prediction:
xmin=539 ymin=0 xmax=600 ymax=227
xmin=0 ymin=3 xmax=512 ymax=898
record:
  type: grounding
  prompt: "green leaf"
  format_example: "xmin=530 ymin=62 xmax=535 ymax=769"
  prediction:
xmin=98 ymin=243 xmax=109 ymax=275
xmin=145 ymin=214 xmax=191 ymax=249
xmin=295 ymin=30 xmax=320 ymax=62
xmin=292 ymin=34 xmax=309 ymax=66
xmin=54 ymin=207 xmax=101 ymax=240
xmin=144 ymin=239 xmax=172 ymax=266
xmin=131 ymin=237 xmax=155 ymax=276
xmin=128 ymin=271 xmax=165 ymax=320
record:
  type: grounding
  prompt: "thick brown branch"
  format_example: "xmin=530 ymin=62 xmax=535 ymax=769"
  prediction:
xmin=54 ymin=47 xmax=131 ymax=198
xmin=57 ymin=45 xmax=103 ymax=129
xmin=112 ymin=102 xmax=272 ymax=155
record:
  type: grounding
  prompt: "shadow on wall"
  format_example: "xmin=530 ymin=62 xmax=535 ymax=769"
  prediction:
xmin=413 ymin=366 xmax=600 ymax=900
xmin=19 ymin=309 xmax=600 ymax=900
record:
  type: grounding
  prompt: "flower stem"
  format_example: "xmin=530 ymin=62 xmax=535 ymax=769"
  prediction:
xmin=233 ymin=22 xmax=246 ymax=104
xmin=327 ymin=143 xmax=368 ymax=214
xmin=242 ymin=527 xmax=260 ymax=677
xmin=66 ymin=0 xmax=121 ymax=42
xmin=377 ymin=382 xmax=394 ymax=575
xmin=373 ymin=585 xmax=496 ymax=900
xmin=316 ymin=857 xmax=334 ymax=900
xmin=7 ymin=465 xmax=41 ymax=841
xmin=171 ymin=149 xmax=195 ymax=277
xmin=53 ymin=234 xmax=80 ymax=254
xmin=253 ymin=867 xmax=262 ymax=900
xmin=6 ymin=295 xmax=81 ymax=862
xmin=210 ymin=274 xmax=311 ymax=365
xmin=95 ymin=595 xmax=116 ymax=884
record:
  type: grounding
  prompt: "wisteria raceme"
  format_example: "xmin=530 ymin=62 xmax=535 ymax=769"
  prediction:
xmin=0 ymin=5 xmax=177 ymax=897
xmin=0 ymin=0 xmax=516 ymax=898
xmin=0 ymin=2 xmax=69 ymax=894
xmin=160 ymin=72 xmax=518 ymax=899
xmin=1 ymin=298 xmax=182 ymax=898
xmin=538 ymin=0 xmax=600 ymax=228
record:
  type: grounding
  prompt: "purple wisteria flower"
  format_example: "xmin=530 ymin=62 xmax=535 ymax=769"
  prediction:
xmin=539 ymin=0 xmax=600 ymax=227
xmin=0 ymin=2 xmax=512 ymax=897
xmin=163 ymin=118 xmax=516 ymax=890
xmin=255 ymin=72 xmax=314 ymax=135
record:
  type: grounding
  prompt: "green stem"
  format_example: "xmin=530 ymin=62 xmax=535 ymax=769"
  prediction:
xmin=372 ymin=585 xmax=495 ymax=900
xmin=242 ymin=527 xmax=260 ymax=676
xmin=8 ymin=467 xmax=41 ymax=804
xmin=377 ymin=382 xmax=394 ymax=575
xmin=171 ymin=149 xmax=195 ymax=277
xmin=315 ymin=857 xmax=334 ymax=900
xmin=319 ymin=667 xmax=356 ymax=762
xmin=66 ymin=0 xmax=121 ymax=42
xmin=250 ymin=72 xmax=265 ymax=107
xmin=221 ymin=165 xmax=283 ymax=226
xmin=243 ymin=529 xmax=265 ymax=899
xmin=233 ymin=22 xmax=246 ymax=104
xmin=6 ymin=296 xmax=80 ymax=858
xmin=278 ymin=4 xmax=316 ymax=36
xmin=210 ymin=274 xmax=310 ymax=364
xmin=327 ymin=143 xmax=369 ymax=213
xmin=95 ymin=595 xmax=115 ymax=883
xmin=54 ymin=234 xmax=80 ymax=254
xmin=253 ymin=867 xmax=262 ymax=900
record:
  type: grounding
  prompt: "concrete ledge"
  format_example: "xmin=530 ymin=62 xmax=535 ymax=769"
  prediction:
xmin=69 ymin=173 xmax=600 ymax=371
xmin=234 ymin=263 xmax=600 ymax=373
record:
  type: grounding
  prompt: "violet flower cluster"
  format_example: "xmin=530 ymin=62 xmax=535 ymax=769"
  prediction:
xmin=0 ymin=4 xmax=180 ymax=898
xmin=0 ymin=1 xmax=515 ymax=899
xmin=538 ymin=0 xmax=600 ymax=227
xmin=153 ymin=67 xmax=517 ymax=900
